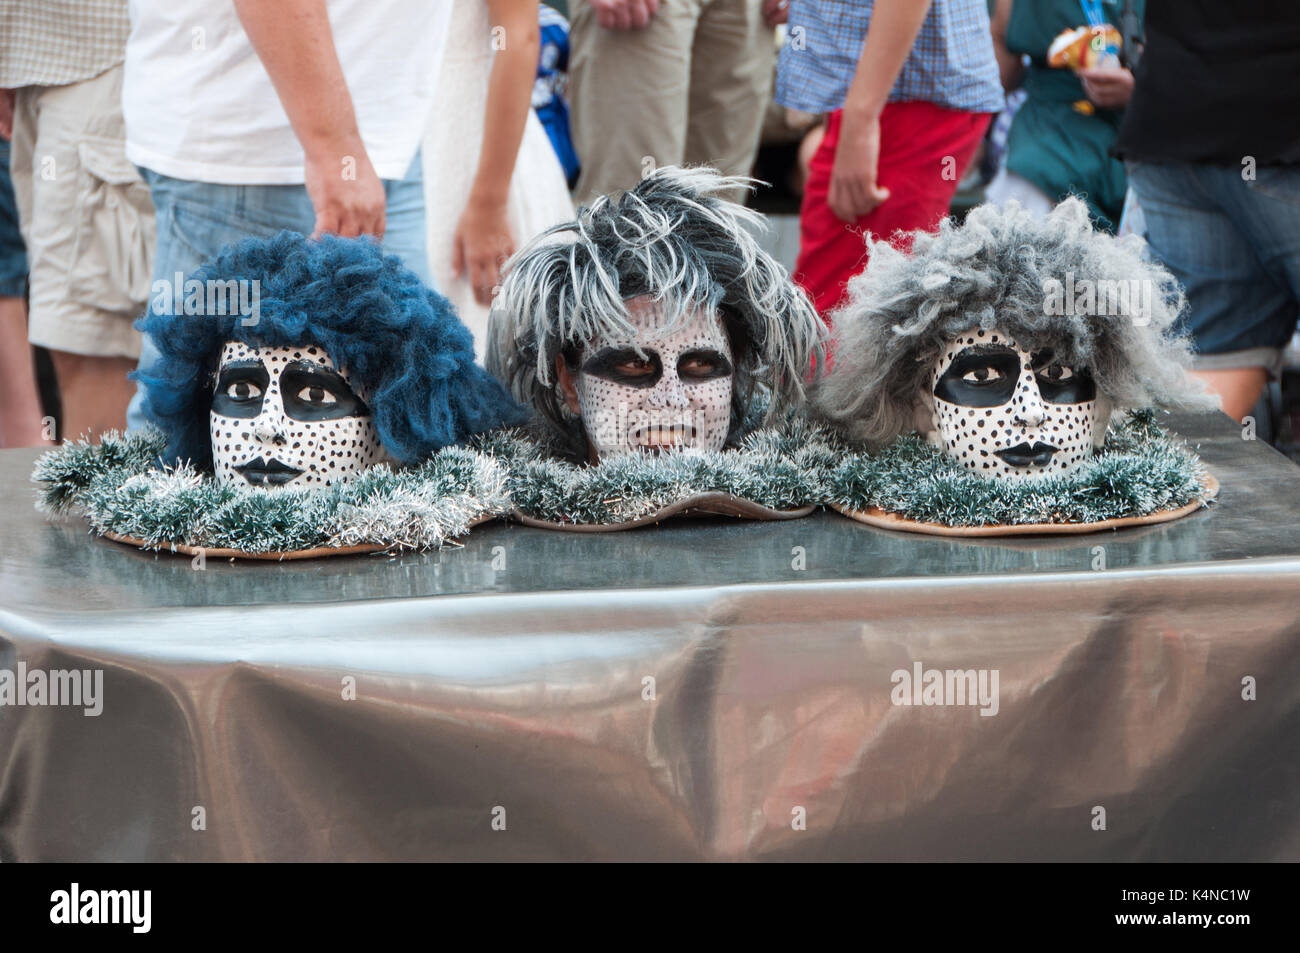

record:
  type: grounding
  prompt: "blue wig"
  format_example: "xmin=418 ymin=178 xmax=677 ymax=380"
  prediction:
xmin=134 ymin=231 xmax=529 ymax=469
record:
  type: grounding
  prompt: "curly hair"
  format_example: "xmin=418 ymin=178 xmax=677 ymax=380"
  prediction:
xmin=134 ymin=231 xmax=528 ymax=469
xmin=486 ymin=166 xmax=826 ymax=455
xmin=814 ymin=198 xmax=1216 ymax=447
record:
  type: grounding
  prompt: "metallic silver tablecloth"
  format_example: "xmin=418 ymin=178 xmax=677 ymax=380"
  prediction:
xmin=2 ymin=412 xmax=1298 ymax=861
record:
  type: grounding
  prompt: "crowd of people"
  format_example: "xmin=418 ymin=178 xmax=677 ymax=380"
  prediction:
xmin=0 ymin=0 xmax=1296 ymax=450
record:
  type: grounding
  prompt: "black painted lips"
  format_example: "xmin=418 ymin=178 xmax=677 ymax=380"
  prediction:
xmin=994 ymin=442 xmax=1059 ymax=468
xmin=235 ymin=456 xmax=303 ymax=486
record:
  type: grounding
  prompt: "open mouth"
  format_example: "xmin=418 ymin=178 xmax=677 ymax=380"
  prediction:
xmin=631 ymin=423 xmax=696 ymax=451
xmin=995 ymin=442 xmax=1059 ymax=468
xmin=235 ymin=456 xmax=304 ymax=486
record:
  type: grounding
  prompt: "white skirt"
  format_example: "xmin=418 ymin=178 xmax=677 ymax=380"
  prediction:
xmin=422 ymin=0 xmax=575 ymax=361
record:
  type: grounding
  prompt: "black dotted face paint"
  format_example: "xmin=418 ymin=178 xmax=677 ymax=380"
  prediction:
xmin=209 ymin=341 xmax=383 ymax=490
xmin=575 ymin=296 xmax=734 ymax=459
xmin=928 ymin=327 xmax=1099 ymax=481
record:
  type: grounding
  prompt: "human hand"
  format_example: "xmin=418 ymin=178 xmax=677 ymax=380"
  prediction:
xmin=0 ymin=89 xmax=15 ymax=141
xmin=304 ymin=142 xmax=387 ymax=239
xmin=763 ymin=0 xmax=790 ymax=27
xmin=589 ymin=0 xmax=660 ymax=31
xmin=827 ymin=110 xmax=890 ymax=223
xmin=453 ymin=197 xmax=515 ymax=306
xmin=1078 ymin=66 xmax=1134 ymax=109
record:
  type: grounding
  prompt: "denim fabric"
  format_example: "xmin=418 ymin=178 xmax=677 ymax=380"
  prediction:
xmin=0 ymin=140 xmax=28 ymax=298
xmin=1127 ymin=160 xmax=1300 ymax=372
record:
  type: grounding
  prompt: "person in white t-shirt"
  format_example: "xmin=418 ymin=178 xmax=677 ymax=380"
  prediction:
xmin=123 ymin=0 xmax=452 ymax=431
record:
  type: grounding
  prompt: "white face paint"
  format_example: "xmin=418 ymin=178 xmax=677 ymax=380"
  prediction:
xmin=572 ymin=296 xmax=735 ymax=460
xmin=927 ymin=327 xmax=1100 ymax=480
xmin=209 ymin=341 xmax=383 ymax=489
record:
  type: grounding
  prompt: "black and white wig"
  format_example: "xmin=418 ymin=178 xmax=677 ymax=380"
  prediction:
xmin=487 ymin=166 xmax=825 ymax=452
xmin=814 ymin=198 xmax=1216 ymax=448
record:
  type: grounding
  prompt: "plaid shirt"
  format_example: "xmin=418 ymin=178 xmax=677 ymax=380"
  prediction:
xmin=0 ymin=0 xmax=129 ymax=88
xmin=776 ymin=0 xmax=1004 ymax=115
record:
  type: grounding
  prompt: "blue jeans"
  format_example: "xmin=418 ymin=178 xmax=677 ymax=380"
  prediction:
xmin=0 ymin=140 xmax=28 ymax=298
xmin=126 ymin=152 xmax=430 ymax=431
xmin=1126 ymin=160 xmax=1300 ymax=375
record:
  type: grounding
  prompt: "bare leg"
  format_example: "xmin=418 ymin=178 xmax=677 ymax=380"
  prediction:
xmin=48 ymin=350 xmax=136 ymax=443
xmin=0 ymin=296 xmax=51 ymax=447
xmin=1193 ymin=368 xmax=1268 ymax=424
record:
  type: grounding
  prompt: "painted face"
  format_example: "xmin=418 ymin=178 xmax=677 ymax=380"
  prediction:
xmin=573 ymin=296 xmax=734 ymax=459
xmin=928 ymin=327 xmax=1099 ymax=480
xmin=209 ymin=341 xmax=383 ymax=489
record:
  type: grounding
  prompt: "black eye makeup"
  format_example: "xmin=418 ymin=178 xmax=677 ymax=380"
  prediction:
xmin=582 ymin=347 xmax=664 ymax=387
xmin=581 ymin=345 xmax=735 ymax=388
xmin=677 ymin=349 xmax=733 ymax=381
xmin=934 ymin=345 xmax=1021 ymax=406
xmin=1031 ymin=349 xmax=1097 ymax=403
xmin=211 ymin=360 xmax=269 ymax=418
xmin=280 ymin=361 xmax=368 ymax=420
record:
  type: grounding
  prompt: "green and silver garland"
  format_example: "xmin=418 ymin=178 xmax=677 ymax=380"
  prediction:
xmin=32 ymin=429 xmax=508 ymax=553
xmin=32 ymin=411 xmax=1210 ymax=554
xmin=471 ymin=424 xmax=833 ymax=525
xmin=823 ymin=411 xmax=1209 ymax=526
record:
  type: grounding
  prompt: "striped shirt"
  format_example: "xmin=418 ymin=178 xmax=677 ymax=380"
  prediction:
xmin=775 ymin=0 xmax=1004 ymax=115
xmin=0 ymin=0 xmax=129 ymax=88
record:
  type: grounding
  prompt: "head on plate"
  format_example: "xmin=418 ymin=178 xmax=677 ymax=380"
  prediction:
xmin=487 ymin=166 xmax=825 ymax=463
xmin=814 ymin=198 xmax=1216 ymax=480
xmin=136 ymin=230 xmax=527 ymax=488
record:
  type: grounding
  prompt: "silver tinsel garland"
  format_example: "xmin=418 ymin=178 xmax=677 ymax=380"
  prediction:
xmin=31 ymin=412 xmax=1209 ymax=553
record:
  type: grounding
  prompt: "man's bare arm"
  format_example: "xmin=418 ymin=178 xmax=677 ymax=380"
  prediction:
xmin=991 ymin=0 xmax=1026 ymax=91
xmin=829 ymin=0 xmax=933 ymax=222
xmin=232 ymin=0 xmax=386 ymax=238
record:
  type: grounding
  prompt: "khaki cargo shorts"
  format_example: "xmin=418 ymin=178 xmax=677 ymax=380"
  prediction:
xmin=10 ymin=63 xmax=155 ymax=359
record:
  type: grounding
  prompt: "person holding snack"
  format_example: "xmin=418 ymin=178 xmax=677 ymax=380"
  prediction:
xmin=987 ymin=0 xmax=1142 ymax=232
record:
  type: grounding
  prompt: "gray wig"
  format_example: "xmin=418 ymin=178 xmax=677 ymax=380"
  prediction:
xmin=814 ymin=198 xmax=1216 ymax=448
xmin=487 ymin=166 xmax=825 ymax=452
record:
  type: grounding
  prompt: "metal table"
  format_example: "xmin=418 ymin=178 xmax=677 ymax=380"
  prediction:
xmin=2 ymin=411 xmax=1297 ymax=860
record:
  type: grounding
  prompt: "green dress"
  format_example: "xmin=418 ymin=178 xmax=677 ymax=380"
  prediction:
xmin=1004 ymin=0 xmax=1141 ymax=232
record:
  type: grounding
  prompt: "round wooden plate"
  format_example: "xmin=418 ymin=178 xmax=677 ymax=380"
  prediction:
xmin=513 ymin=492 xmax=816 ymax=533
xmin=831 ymin=474 xmax=1219 ymax=538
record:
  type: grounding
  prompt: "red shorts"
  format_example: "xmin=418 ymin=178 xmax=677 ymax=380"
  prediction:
xmin=795 ymin=102 xmax=993 ymax=321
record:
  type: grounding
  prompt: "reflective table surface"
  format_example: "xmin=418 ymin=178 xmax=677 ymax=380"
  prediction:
xmin=2 ymin=411 xmax=1297 ymax=860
